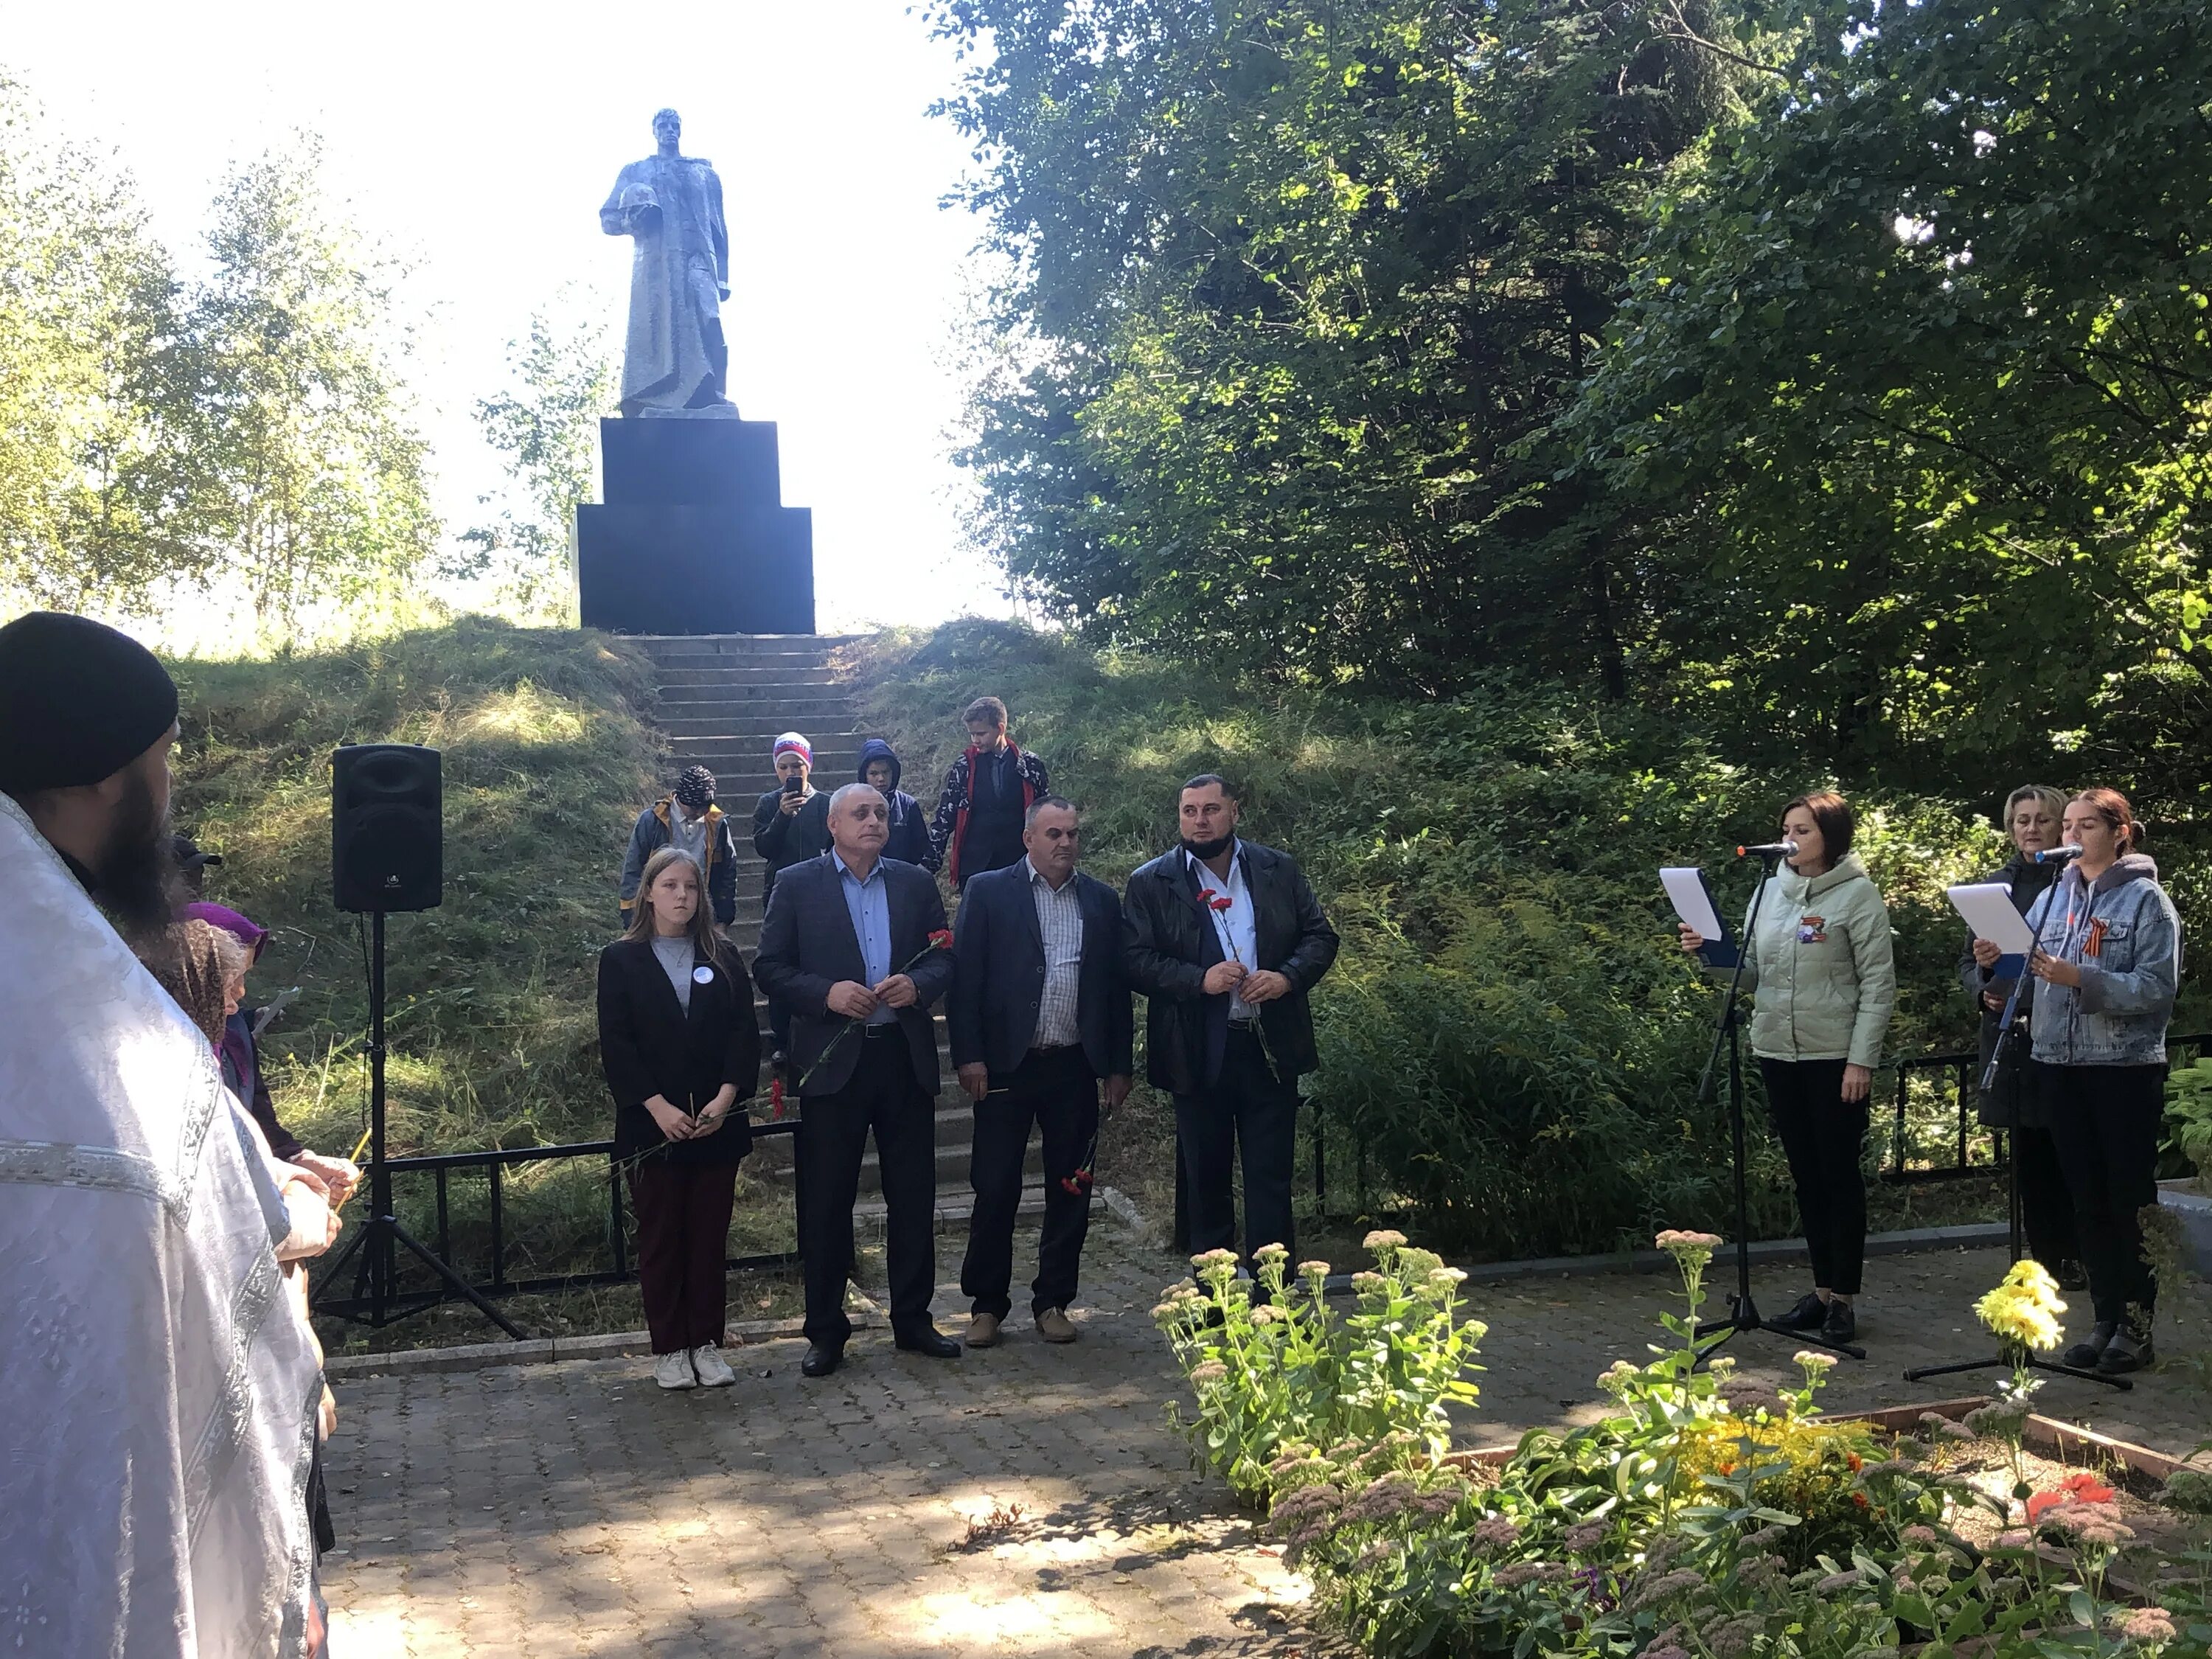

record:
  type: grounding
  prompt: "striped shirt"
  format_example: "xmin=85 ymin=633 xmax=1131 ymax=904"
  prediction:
xmin=1027 ymin=858 xmax=1084 ymax=1047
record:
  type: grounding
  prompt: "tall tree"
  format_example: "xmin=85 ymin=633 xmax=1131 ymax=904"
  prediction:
xmin=1573 ymin=0 xmax=2212 ymax=807
xmin=458 ymin=292 xmax=619 ymax=621
xmin=0 ymin=74 xmax=189 ymax=612
xmin=184 ymin=134 xmax=437 ymax=630
xmin=929 ymin=0 xmax=1745 ymax=693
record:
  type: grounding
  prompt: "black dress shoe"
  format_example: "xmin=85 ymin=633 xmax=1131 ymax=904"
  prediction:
xmin=1773 ymin=1292 xmax=1827 ymax=1332
xmin=2055 ymin=1259 xmax=2090 ymax=1293
xmin=2062 ymin=1320 xmax=2116 ymax=1371
xmin=800 ymin=1342 xmax=843 ymax=1378
xmin=1820 ymin=1299 xmax=1857 ymax=1346
xmin=894 ymin=1326 xmax=962 ymax=1359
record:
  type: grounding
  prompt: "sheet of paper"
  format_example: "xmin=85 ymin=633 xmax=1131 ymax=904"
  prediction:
xmin=1947 ymin=883 xmax=2035 ymax=956
xmin=1660 ymin=867 xmax=1724 ymax=941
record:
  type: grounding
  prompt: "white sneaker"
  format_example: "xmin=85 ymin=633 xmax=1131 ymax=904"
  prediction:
xmin=691 ymin=1343 xmax=737 ymax=1388
xmin=654 ymin=1350 xmax=698 ymax=1391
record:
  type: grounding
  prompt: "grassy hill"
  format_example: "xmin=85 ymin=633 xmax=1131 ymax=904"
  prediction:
xmin=170 ymin=618 xmax=664 ymax=1160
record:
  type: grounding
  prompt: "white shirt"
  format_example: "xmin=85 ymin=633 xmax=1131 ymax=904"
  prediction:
xmin=1187 ymin=842 xmax=1259 ymax=1022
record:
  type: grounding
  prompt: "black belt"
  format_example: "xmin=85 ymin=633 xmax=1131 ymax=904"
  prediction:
xmin=861 ymin=1023 xmax=903 ymax=1040
xmin=1029 ymin=1041 xmax=1081 ymax=1053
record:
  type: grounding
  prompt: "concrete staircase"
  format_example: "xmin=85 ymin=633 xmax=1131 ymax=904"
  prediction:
xmin=636 ymin=636 xmax=1040 ymax=1209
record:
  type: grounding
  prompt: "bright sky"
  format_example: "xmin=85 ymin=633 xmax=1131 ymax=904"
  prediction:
xmin=0 ymin=0 xmax=1010 ymax=641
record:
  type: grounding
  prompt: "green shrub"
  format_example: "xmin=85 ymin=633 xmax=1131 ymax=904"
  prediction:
xmin=1155 ymin=1231 xmax=2210 ymax=1659
xmin=2167 ymin=1058 xmax=2212 ymax=1180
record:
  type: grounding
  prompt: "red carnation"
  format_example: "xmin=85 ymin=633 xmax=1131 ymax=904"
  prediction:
xmin=928 ymin=928 xmax=954 ymax=951
xmin=1206 ymin=891 xmax=1234 ymax=914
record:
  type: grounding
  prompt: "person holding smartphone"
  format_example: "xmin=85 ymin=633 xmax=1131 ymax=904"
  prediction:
xmin=1679 ymin=791 xmax=1895 ymax=1346
xmin=2020 ymin=788 xmax=2181 ymax=1376
xmin=598 ymin=848 xmax=761 ymax=1391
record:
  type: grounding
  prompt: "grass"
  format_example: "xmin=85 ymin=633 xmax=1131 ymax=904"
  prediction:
xmin=170 ymin=616 xmax=664 ymax=1156
xmin=167 ymin=617 xmax=717 ymax=1351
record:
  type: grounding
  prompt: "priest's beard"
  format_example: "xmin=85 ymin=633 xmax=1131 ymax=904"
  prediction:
xmin=1180 ymin=831 xmax=1235 ymax=863
xmin=97 ymin=772 xmax=182 ymax=942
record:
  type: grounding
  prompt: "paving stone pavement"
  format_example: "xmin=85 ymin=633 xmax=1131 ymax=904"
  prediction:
xmin=322 ymin=1232 xmax=2211 ymax=1658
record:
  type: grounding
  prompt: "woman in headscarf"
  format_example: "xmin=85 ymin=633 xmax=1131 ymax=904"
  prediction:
xmin=185 ymin=900 xmax=360 ymax=1206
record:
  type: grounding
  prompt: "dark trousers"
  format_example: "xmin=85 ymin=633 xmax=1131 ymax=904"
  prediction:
xmin=628 ymin=1156 xmax=738 ymax=1354
xmin=1176 ymin=1027 xmax=1301 ymax=1265
xmin=797 ymin=1032 xmax=936 ymax=1347
xmin=2041 ymin=1062 xmax=2165 ymax=1325
xmin=961 ymin=1047 xmax=1100 ymax=1319
xmin=1760 ymin=1057 xmax=1868 ymax=1296
xmin=2012 ymin=1124 xmax=2080 ymax=1273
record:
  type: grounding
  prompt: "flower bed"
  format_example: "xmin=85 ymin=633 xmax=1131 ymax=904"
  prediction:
xmin=1155 ymin=1234 xmax=2212 ymax=1658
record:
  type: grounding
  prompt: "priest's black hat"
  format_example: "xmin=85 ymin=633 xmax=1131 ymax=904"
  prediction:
xmin=0 ymin=612 xmax=180 ymax=794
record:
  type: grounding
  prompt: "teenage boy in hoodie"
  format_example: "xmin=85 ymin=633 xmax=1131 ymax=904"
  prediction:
xmin=859 ymin=738 xmax=937 ymax=869
xmin=622 ymin=765 xmax=738 ymax=928
xmin=929 ymin=696 xmax=1050 ymax=889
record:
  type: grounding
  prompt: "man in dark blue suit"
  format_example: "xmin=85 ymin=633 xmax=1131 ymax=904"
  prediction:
xmin=949 ymin=798 xmax=1133 ymax=1348
xmin=755 ymin=783 xmax=960 ymax=1377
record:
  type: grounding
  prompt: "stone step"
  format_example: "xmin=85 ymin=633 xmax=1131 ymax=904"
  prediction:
xmin=853 ymin=1181 xmax=1054 ymax=1227
xmin=672 ymin=739 xmax=865 ymax=764
xmin=636 ymin=634 xmax=859 ymax=663
xmin=654 ymin=666 xmax=844 ymax=689
xmin=752 ymin=1132 xmax=1040 ymax=1195
xmin=659 ymin=714 xmax=865 ymax=740
xmin=747 ymin=1099 xmax=982 ymax=1152
xmin=655 ymin=692 xmax=858 ymax=719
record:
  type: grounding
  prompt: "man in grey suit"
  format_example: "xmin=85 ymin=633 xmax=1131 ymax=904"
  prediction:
xmin=754 ymin=784 xmax=959 ymax=1377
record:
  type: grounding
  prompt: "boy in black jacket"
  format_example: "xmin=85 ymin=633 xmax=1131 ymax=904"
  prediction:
xmin=858 ymin=738 xmax=936 ymax=869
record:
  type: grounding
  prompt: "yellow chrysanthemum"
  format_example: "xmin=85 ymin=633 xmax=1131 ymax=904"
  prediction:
xmin=1972 ymin=1260 xmax=2066 ymax=1353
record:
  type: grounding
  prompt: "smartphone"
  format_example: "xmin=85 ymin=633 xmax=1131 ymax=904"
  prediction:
xmin=782 ymin=774 xmax=804 ymax=796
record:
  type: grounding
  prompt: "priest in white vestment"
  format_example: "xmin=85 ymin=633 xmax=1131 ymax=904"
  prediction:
xmin=0 ymin=612 xmax=327 ymax=1658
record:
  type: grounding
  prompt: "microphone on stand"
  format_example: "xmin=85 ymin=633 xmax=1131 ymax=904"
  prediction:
xmin=1736 ymin=838 xmax=1799 ymax=859
xmin=2034 ymin=844 xmax=2086 ymax=864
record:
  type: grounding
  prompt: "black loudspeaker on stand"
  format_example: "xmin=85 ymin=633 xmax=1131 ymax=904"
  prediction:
xmin=1692 ymin=845 xmax=1867 ymax=1367
xmin=313 ymin=745 xmax=523 ymax=1340
xmin=1902 ymin=880 xmax=2127 ymax=1393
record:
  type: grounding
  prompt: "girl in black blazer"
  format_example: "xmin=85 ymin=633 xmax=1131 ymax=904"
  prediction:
xmin=598 ymin=846 xmax=762 ymax=1390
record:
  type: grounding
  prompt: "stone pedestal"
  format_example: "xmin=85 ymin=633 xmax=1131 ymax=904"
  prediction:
xmin=576 ymin=418 xmax=815 ymax=634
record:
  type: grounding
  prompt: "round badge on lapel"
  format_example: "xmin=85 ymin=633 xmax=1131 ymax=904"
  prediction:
xmin=692 ymin=965 xmax=715 ymax=985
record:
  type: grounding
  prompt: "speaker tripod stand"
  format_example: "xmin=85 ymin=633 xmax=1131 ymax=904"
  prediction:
xmin=1692 ymin=846 xmax=1865 ymax=1367
xmin=310 ymin=910 xmax=524 ymax=1339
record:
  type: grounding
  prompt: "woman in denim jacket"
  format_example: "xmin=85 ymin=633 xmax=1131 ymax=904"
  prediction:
xmin=2025 ymin=788 xmax=2181 ymax=1375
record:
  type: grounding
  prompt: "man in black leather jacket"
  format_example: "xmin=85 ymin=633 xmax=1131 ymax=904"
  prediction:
xmin=1122 ymin=774 xmax=1338 ymax=1266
